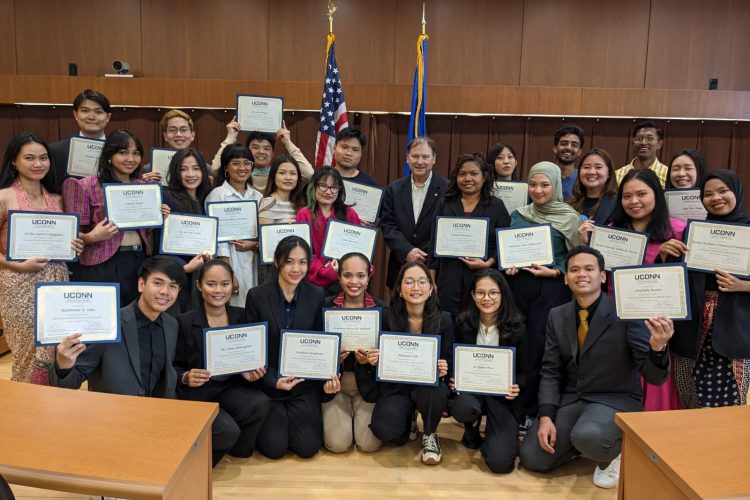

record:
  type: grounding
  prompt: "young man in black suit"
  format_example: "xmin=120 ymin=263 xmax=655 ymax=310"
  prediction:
xmin=519 ymin=246 xmax=673 ymax=489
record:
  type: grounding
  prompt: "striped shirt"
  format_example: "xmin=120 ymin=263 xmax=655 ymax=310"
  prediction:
xmin=63 ymin=176 xmax=153 ymax=265
xmin=615 ymin=158 xmax=669 ymax=189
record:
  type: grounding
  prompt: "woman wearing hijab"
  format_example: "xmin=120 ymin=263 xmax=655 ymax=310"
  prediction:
xmin=671 ymin=170 xmax=750 ymax=408
xmin=506 ymin=161 xmax=581 ymax=430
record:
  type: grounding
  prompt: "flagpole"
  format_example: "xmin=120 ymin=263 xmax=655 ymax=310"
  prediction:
xmin=421 ymin=2 xmax=426 ymax=35
xmin=327 ymin=0 xmax=337 ymax=35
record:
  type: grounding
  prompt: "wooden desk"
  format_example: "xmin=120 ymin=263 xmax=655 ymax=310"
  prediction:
xmin=616 ymin=406 xmax=750 ymax=500
xmin=0 ymin=380 xmax=218 ymax=499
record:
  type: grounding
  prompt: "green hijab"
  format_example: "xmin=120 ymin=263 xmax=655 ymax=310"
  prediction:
xmin=517 ymin=161 xmax=581 ymax=250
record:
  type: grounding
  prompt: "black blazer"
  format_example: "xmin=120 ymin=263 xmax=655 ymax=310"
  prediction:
xmin=174 ymin=304 xmax=246 ymax=401
xmin=49 ymin=138 xmax=71 ymax=190
xmin=428 ymin=196 xmax=510 ymax=315
xmin=381 ymin=174 xmax=449 ymax=288
xmin=538 ymin=294 xmax=670 ymax=418
xmin=454 ymin=316 xmax=527 ymax=418
xmin=245 ymin=280 xmax=325 ymax=396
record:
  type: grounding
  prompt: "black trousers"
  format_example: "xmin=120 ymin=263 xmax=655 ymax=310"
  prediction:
xmin=255 ymin=389 xmax=323 ymax=459
xmin=369 ymin=383 xmax=450 ymax=445
xmin=449 ymin=393 xmax=519 ymax=473
xmin=70 ymin=249 xmax=146 ymax=306
xmin=509 ymin=273 xmax=570 ymax=417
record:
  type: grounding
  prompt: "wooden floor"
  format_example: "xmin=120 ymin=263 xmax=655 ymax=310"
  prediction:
xmin=0 ymin=352 xmax=615 ymax=499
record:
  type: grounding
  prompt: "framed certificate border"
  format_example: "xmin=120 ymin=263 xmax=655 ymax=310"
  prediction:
xmin=589 ymin=225 xmax=649 ymax=272
xmin=665 ymin=189 xmax=707 ymax=222
xmin=203 ymin=321 xmax=268 ymax=376
xmin=103 ymin=183 xmax=164 ymax=229
xmin=611 ymin=263 xmax=692 ymax=321
xmin=342 ymin=179 xmax=384 ymax=224
xmin=34 ymin=282 xmax=121 ymax=346
xmin=433 ymin=216 xmax=490 ymax=260
xmin=66 ymin=136 xmax=104 ymax=178
xmin=258 ymin=222 xmax=312 ymax=265
xmin=149 ymin=147 xmax=177 ymax=186
xmin=236 ymin=94 xmax=284 ymax=133
xmin=376 ymin=331 xmax=441 ymax=387
xmin=206 ymin=200 xmax=259 ymax=242
xmin=452 ymin=344 xmax=516 ymax=396
xmin=322 ymin=307 xmax=382 ymax=352
xmin=321 ymin=219 xmax=378 ymax=262
xmin=683 ymin=219 xmax=750 ymax=277
xmin=492 ymin=180 xmax=528 ymax=214
xmin=159 ymin=212 xmax=218 ymax=256
xmin=278 ymin=330 xmax=341 ymax=381
xmin=495 ymin=223 xmax=554 ymax=270
xmin=6 ymin=210 xmax=80 ymax=262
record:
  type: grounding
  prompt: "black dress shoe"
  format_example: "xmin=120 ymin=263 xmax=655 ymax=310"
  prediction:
xmin=461 ymin=421 xmax=482 ymax=449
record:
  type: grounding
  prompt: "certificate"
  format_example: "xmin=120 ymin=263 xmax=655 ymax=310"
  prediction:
xmin=433 ymin=217 xmax=489 ymax=259
xmin=207 ymin=200 xmax=258 ymax=242
xmin=376 ymin=332 xmax=440 ymax=386
xmin=204 ymin=322 xmax=267 ymax=376
xmin=236 ymin=94 xmax=284 ymax=133
xmin=160 ymin=213 xmax=218 ymax=256
xmin=279 ymin=330 xmax=340 ymax=381
xmin=67 ymin=137 xmax=103 ymax=178
xmin=496 ymin=224 xmax=554 ymax=269
xmin=612 ymin=264 xmax=691 ymax=320
xmin=321 ymin=220 xmax=378 ymax=261
xmin=493 ymin=181 xmax=528 ymax=215
xmin=150 ymin=148 xmax=176 ymax=186
xmin=323 ymin=308 xmax=381 ymax=351
xmin=589 ymin=226 xmax=648 ymax=271
xmin=6 ymin=211 xmax=79 ymax=262
xmin=684 ymin=220 xmax=750 ymax=277
xmin=259 ymin=222 xmax=312 ymax=264
xmin=35 ymin=282 xmax=120 ymax=345
xmin=453 ymin=344 xmax=515 ymax=396
xmin=665 ymin=189 xmax=707 ymax=222
xmin=103 ymin=183 xmax=163 ymax=229
xmin=342 ymin=180 xmax=383 ymax=224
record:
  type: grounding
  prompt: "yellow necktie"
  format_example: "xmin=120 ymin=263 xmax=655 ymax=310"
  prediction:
xmin=578 ymin=309 xmax=589 ymax=347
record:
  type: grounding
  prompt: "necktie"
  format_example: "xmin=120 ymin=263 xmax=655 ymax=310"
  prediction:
xmin=578 ymin=309 xmax=589 ymax=347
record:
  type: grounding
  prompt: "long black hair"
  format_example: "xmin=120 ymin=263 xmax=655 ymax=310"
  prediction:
xmin=388 ymin=262 xmax=442 ymax=334
xmin=443 ymin=153 xmax=494 ymax=205
xmin=0 ymin=132 xmax=59 ymax=194
xmin=454 ymin=269 xmax=524 ymax=341
xmin=214 ymin=143 xmax=254 ymax=189
xmin=487 ymin=142 xmax=519 ymax=181
xmin=611 ymin=169 xmax=674 ymax=242
xmin=304 ymin=166 xmax=348 ymax=226
xmin=166 ymin=148 xmax=212 ymax=214
xmin=264 ymin=154 xmax=307 ymax=211
xmin=97 ymin=129 xmax=144 ymax=184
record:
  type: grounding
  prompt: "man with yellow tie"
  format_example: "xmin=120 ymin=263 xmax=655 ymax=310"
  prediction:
xmin=519 ymin=246 xmax=674 ymax=489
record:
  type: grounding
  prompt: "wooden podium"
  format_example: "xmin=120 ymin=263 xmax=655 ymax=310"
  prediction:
xmin=616 ymin=405 xmax=750 ymax=499
xmin=0 ymin=380 xmax=218 ymax=499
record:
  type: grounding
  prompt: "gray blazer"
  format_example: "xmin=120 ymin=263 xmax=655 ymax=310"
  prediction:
xmin=49 ymin=302 xmax=178 ymax=398
xmin=538 ymin=294 xmax=669 ymax=417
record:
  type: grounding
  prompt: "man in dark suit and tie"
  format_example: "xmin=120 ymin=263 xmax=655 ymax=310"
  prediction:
xmin=50 ymin=256 xmax=185 ymax=398
xmin=519 ymin=246 xmax=673 ymax=489
xmin=380 ymin=136 xmax=449 ymax=288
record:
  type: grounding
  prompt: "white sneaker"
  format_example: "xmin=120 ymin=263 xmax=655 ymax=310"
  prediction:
xmin=421 ymin=433 xmax=442 ymax=465
xmin=593 ymin=454 xmax=621 ymax=489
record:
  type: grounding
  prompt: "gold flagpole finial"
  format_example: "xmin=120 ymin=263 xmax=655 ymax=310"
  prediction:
xmin=327 ymin=0 xmax=337 ymax=34
xmin=421 ymin=3 xmax=426 ymax=35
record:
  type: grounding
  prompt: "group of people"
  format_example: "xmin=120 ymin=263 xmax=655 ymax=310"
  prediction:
xmin=0 ymin=88 xmax=748 ymax=489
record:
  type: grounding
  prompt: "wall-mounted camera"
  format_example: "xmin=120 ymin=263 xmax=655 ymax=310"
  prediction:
xmin=112 ymin=60 xmax=130 ymax=75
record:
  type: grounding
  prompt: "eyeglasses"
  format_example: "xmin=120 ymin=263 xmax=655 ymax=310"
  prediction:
xmin=166 ymin=127 xmax=192 ymax=135
xmin=472 ymin=289 xmax=501 ymax=300
xmin=402 ymin=278 xmax=431 ymax=288
xmin=317 ymin=183 xmax=341 ymax=193
xmin=633 ymin=136 xmax=658 ymax=144
xmin=228 ymin=160 xmax=253 ymax=168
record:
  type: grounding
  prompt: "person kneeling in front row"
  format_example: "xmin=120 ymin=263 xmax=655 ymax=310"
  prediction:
xmin=519 ymin=246 xmax=672 ymax=489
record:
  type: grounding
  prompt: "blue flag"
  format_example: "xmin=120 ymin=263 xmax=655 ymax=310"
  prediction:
xmin=405 ymin=34 xmax=429 ymax=176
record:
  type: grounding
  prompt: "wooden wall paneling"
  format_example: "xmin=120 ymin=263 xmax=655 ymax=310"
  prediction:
xmin=698 ymin=121 xmax=734 ymax=171
xmin=487 ymin=116 xmax=527 ymax=169
xmin=589 ymin=118 xmax=634 ymax=168
xmin=520 ymin=0 xmax=651 ymax=88
xmin=661 ymin=120 xmax=701 ymax=166
xmin=448 ymin=116 xmax=493 ymax=165
xmin=18 ymin=106 xmax=61 ymax=143
xmin=729 ymin=122 xmax=750 ymax=197
xmin=0 ymin=106 xmax=20 ymax=148
xmin=14 ymin=0 xmax=142 ymax=77
xmin=190 ymin=109 xmax=229 ymax=157
xmin=140 ymin=0 xmax=269 ymax=80
xmin=0 ymin=0 xmax=16 ymax=74
xmin=645 ymin=0 xmax=750 ymax=91
xmin=393 ymin=0 xmax=523 ymax=86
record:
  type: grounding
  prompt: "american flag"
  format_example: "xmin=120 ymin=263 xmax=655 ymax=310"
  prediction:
xmin=314 ymin=34 xmax=349 ymax=167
